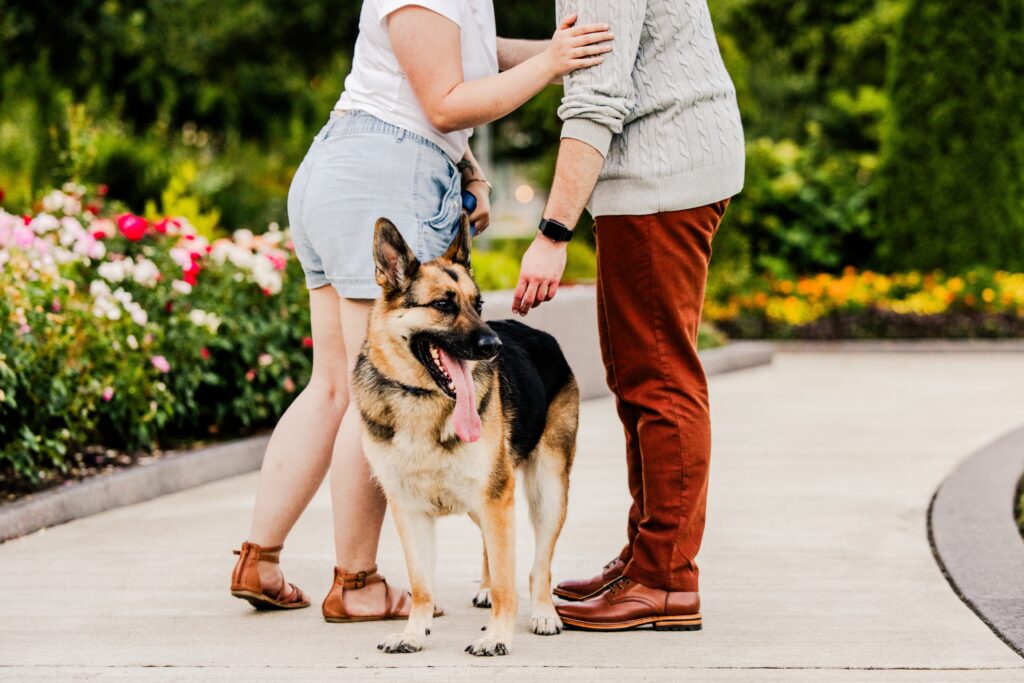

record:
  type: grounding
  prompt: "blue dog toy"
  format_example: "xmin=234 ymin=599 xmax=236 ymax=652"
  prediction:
xmin=462 ymin=189 xmax=477 ymax=235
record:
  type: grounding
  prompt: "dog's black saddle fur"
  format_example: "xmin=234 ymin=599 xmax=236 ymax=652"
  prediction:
xmin=488 ymin=319 xmax=573 ymax=461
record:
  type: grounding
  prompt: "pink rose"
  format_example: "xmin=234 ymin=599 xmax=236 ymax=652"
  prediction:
xmin=266 ymin=253 xmax=287 ymax=271
xmin=117 ymin=213 xmax=148 ymax=241
xmin=102 ymin=387 xmax=114 ymax=401
xmin=150 ymin=355 xmax=170 ymax=373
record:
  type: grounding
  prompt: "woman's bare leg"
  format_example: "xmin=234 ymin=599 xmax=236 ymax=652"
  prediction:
xmin=247 ymin=285 xmax=348 ymax=592
xmin=328 ymin=298 xmax=403 ymax=615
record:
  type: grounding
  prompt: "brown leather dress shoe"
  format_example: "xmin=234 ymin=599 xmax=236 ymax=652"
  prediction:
xmin=553 ymin=556 xmax=626 ymax=601
xmin=556 ymin=577 xmax=702 ymax=631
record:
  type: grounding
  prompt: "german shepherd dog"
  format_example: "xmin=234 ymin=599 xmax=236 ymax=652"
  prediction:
xmin=352 ymin=216 xmax=578 ymax=656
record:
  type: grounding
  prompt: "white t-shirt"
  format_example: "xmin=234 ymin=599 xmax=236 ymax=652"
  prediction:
xmin=336 ymin=0 xmax=498 ymax=162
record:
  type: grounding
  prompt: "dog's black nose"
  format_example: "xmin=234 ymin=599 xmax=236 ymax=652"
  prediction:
xmin=476 ymin=332 xmax=502 ymax=358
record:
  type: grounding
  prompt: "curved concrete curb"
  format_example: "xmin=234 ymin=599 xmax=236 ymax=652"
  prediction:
xmin=929 ymin=424 xmax=1024 ymax=658
xmin=776 ymin=339 xmax=1024 ymax=353
xmin=0 ymin=435 xmax=269 ymax=543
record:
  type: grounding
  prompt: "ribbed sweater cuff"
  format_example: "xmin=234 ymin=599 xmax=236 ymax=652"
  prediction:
xmin=560 ymin=118 xmax=614 ymax=157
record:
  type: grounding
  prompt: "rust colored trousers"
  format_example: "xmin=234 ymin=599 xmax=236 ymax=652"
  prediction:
xmin=594 ymin=200 xmax=728 ymax=593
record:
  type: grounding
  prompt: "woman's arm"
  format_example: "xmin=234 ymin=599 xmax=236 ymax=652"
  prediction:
xmin=388 ymin=10 xmax=613 ymax=133
xmin=496 ymin=37 xmax=548 ymax=71
xmin=458 ymin=146 xmax=491 ymax=233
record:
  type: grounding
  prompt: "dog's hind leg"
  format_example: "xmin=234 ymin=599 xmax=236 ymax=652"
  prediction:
xmin=525 ymin=378 xmax=578 ymax=636
xmin=378 ymin=505 xmax=436 ymax=654
xmin=468 ymin=511 xmax=492 ymax=608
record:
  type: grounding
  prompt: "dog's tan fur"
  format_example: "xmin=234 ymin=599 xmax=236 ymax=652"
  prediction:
xmin=353 ymin=217 xmax=578 ymax=656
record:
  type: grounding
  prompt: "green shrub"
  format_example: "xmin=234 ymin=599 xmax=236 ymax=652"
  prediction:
xmin=0 ymin=186 xmax=310 ymax=484
xmin=876 ymin=0 xmax=1024 ymax=271
xmin=719 ymin=127 xmax=878 ymax=279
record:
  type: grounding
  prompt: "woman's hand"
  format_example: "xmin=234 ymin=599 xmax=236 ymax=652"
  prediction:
xmin=513 ymin=235 xmax=568 ymax=316
xmin=543 ymin=14 xmax=614 ymax=79
xmin=464 ymin=179 xmax=491 ymax=234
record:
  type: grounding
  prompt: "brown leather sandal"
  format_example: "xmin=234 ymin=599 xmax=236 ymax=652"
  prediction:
xmin=322 ymin=566 xmax=444 ymax=623
xmin=230 ymin=541 xmax=310 ymax=610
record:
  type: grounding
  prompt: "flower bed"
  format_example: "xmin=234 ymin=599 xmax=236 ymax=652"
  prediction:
xmin=0 ymin=185 xmax=311 ymax=492
xmin=705 ymin=268 xmax=1024 ymax=339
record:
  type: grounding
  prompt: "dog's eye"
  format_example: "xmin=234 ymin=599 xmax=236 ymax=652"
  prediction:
xmin=432 ymin=299 xmax=456 ymax=314
xmin=474 ymin=298 xmax=484 ymax=315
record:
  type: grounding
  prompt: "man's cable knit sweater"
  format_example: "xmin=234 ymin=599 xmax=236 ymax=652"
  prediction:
xmin=557 ymin=0 xmax=745 ymax=216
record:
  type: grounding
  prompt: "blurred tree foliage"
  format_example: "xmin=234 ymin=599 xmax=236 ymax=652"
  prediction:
xmin=876 ymin=0 xmax=1024 ymax=271
xmin=2 ymin=0 xmax=1020 ymax=278
xmin=0 ymin=0 xmax=354 ymax=227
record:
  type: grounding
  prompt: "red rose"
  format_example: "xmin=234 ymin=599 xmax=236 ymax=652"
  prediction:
xmin=97 ymin=184 xmax=109 ymax=197
xmin=116 ymin=213 xmax=148 ymax=241
xmin=154 ymin=217 xmax=181 ymax=234
xmin=200 ymin=347 xmax=211 ymax=360
xmin=182 ymin=260 xmax=201 ymax=285
xmin=302 ymin=337 xmax=314 ymax=349
xmin=86 ymin=203 xmax=101 ymax=214
xmin=0 ymin=187 xmax=5 ymax=204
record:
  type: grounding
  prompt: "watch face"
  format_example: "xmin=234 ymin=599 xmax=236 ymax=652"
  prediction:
xmin=540 ymin=219 xmax=572 ymax=242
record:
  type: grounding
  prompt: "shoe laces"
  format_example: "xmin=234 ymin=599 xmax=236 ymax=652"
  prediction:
xmin=607 ymin=576 xmax=632 ymax=595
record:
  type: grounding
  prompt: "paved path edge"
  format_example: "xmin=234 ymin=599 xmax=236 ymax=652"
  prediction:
xmin=775 ymin=339 xmax=1024 ymax=353
xmin=929 ymin=424 xmax=1024 ymax=659
xmin=0 ymin=435 xmax=269 ymax=543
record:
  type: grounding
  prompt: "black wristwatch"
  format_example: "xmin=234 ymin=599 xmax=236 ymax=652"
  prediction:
xmin=538 ymin=217 xmax=574 ymax=243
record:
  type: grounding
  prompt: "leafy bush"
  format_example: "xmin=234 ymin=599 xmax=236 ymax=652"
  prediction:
xmin=706 ymin=268 xmax=1024 ymax=339
xmin=0 ymin=185 xmax=310 ymax=484
xmin=875 ymin=0 xmax=1024 ymax=271
xmin=719 ymin=126 xmax=878 ymax=279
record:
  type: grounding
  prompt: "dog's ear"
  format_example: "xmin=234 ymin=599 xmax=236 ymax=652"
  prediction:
xmin=374 ymin=218 xmax=419 ymax=291
xmin=442 ymin=213 xmax=472 ymax=267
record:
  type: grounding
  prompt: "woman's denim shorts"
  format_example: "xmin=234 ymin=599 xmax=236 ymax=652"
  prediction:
xmin=287 ymin=110 xmax=463 ymax=299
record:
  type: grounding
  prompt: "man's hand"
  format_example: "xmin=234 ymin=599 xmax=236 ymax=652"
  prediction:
xmin=513 ymin=235 xmax=567 ymax=316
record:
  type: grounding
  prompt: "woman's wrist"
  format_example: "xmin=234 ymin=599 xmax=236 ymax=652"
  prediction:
xmin=464 ymin=177 xmax=492 ymax=195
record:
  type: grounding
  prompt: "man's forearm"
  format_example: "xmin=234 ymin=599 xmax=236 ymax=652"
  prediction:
xmin=496 ymin=37 xmax=549 ymax=71
xmin=542 ymin=138 xmax=605 ymax=229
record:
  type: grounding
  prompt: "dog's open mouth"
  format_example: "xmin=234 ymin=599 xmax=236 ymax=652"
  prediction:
xmin=413 ymin=337 xmax=482 ymax=443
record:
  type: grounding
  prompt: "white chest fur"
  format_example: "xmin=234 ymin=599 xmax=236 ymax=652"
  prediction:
xmin=363 ymin=420 xmax=496 ymax=517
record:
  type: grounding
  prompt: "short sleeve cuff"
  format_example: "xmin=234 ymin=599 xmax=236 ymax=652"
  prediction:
xmin=378 ymin=1 xmax=462 ymax=26
xmin=560 ymin=118 xmax=614 ymax=158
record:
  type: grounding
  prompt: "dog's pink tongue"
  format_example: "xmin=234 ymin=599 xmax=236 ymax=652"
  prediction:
xmin=439 ymin=348 xmax=480 ymax=443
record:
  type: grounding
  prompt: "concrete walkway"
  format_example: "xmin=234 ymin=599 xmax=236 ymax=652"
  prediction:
xmin=2 ymin=352 xmax=1023 ymax=681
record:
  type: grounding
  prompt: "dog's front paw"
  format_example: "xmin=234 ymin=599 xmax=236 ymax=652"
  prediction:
xmin=378 ymin=632 xmax=424 ymax=654
xmin=531 ymin=611 xmax=563 ymax=636
xmin=465 ymin=634 xmax=510 ymax=657
xmin=471 ymin=588 xmax=492 ymax=608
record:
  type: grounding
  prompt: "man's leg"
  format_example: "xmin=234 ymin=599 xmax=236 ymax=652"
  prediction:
xmin=596 ymin=202 xmax=727 ymax=592
xmin=596 ymin=254 xmax=643 ymax=563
